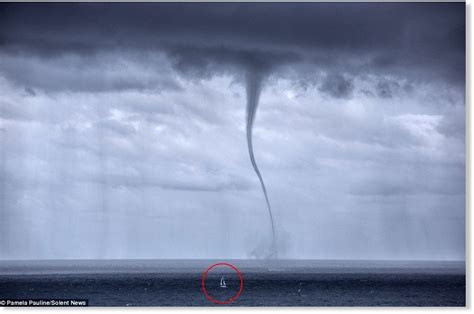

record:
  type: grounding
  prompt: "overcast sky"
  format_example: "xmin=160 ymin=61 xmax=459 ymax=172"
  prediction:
xmin=0 ymin=3 xmax=465 ymax=260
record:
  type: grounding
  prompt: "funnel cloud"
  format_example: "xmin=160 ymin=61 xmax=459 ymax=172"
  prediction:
xmin=245 ymin=70 xmax=276 ymax=258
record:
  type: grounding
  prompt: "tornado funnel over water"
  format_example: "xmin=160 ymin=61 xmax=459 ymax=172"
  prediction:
xmin=245 ymin=70 xmax=276 ymax=258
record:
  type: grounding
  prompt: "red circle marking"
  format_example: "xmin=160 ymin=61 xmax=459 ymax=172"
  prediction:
xmin=201 ymin=262 xmax=244 ymax=305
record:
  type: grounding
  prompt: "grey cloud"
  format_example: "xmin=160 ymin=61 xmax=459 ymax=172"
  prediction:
xmin=0 ymin=3 xmax=465 ymax=89
xmin=350 ymin=167 xmax=465 ymax=196
xmin=168 ymin=45 xmax=297 ymax=79
xmin=96 ymin=119 xmax=137 ymax=138
xmin=0 ymin=52 xmax=182 ymax=93
xmin=318 ymin=74 xmax=354 ymax=99
xmin=437 ymin=108 xmax=466 ymax=140
xmin=24 ymin=87 xmax=36 ymax=96
xmin=82 ymin=171 xmax=252 ymax=192
xmin=0 ymin=100 xmax=32 ymax=121
xmin=375 ymin=79 xmax=406 ymax=99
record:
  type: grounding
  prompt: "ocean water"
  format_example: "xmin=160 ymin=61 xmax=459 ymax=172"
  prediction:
xmin=0 ymin=259 xmax=465 ymax=306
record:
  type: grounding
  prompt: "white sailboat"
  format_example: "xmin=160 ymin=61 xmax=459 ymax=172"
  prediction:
xmin=220 ymin=276 xmax=227 ymax=288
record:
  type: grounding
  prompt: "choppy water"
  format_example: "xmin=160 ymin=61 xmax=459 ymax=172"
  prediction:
xmin=0 ymin=260 xmax=465 ymax=306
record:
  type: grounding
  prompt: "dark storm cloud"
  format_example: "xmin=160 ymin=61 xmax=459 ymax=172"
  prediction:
xmin=319 ymin=74 xmax=354 ymax=99
xmin=0 ymin=2 xmax=465 ymax=85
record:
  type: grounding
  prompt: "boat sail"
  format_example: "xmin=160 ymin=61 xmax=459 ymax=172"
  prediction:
xmin=220 ymin=276 xmax=227 ymax=288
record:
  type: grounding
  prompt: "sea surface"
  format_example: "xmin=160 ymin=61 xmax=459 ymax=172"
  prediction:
xmin=0 ymin=259 xmax=465 ymax=307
